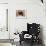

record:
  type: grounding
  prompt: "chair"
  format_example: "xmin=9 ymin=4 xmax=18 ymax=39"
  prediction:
xmin=19 ymin=23 xmax=40 ymax=46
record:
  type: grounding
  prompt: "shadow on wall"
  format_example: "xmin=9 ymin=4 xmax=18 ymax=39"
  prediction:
xmin=40 ymin=25 xmax=45 ymax=46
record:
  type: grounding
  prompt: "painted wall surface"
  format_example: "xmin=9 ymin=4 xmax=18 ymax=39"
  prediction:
xmin=0 ymin=0 xmax=46 ymax=46
xmin=0 ymin=0 xmax=8 ymax=3
xmin=8 ymin=0 xmax=46 ymax=46
xmin=0 ymin=4 xmax=9 ymax=39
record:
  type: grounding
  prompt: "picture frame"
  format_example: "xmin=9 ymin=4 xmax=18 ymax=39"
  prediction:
xmin=16 ymin=9 xmax=27 ymax=19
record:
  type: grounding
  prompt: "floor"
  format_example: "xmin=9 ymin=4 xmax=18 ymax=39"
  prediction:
xmin=19 ymin=41 xmax=43 ymax=46
xmin=0 ymin=42 xmax=43 ymax=46
xmin=0 ymin=40 xmax=43 ymax=46
xmin=0 ymin=43 xmax=13 ymax=46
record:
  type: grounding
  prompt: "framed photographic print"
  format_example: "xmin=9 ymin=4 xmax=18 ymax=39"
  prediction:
xmin=16 ymin=10 xmax=27 ymax=19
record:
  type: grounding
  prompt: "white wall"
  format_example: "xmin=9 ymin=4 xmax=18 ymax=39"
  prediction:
xmin=0 ymin=0 xmax=8 ymax=3
xmin=0 ymin=0 xmax=46 ymax=46
xmin=9 ymin=0 xmax=46 ymax=46
xmin=0 ymin=4 xmax=9 ymax=39
xmin=0 ymin=0 xmax=14 ymax=46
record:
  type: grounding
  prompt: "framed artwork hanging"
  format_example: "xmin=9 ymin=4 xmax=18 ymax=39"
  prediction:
xmin=16 ymin=10 xmax=27 ymax=19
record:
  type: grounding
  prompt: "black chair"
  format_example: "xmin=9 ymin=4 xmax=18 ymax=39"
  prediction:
xmin=27 ymin=23 xmax=40 ymax=43
xmin=19 ymin=23 xmax=40 ymax=46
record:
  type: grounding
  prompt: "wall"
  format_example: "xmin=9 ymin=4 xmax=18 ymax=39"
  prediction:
xmin=0 ymin=0 xmax=46 ymax=46
xmin=0 ymin=4 xmax=9 ymax=39
xmin=0 ymin=0 xmax=13 ymax=46
xmin=9 ymin=0 xmax=46 ymax=46
xmin=0 ymin=0 xmax=8 ymax=3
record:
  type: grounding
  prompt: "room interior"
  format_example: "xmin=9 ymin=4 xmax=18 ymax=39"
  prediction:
xmin=0 ymin=0 xmax=46 ymax=46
